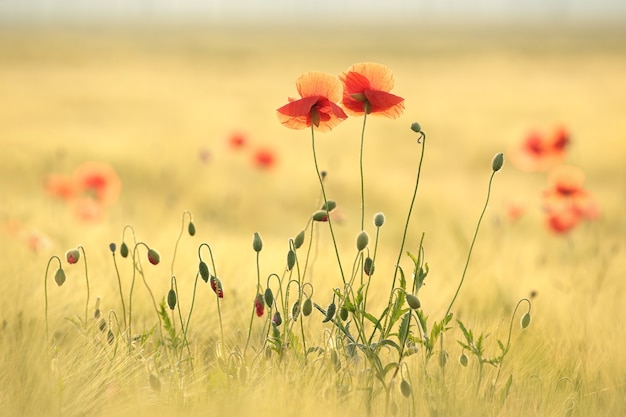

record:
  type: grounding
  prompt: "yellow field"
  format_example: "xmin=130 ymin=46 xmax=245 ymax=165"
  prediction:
xmin=1 ymin=25 xmax=625 ymax=416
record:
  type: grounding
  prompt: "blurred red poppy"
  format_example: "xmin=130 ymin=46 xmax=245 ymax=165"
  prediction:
xmin=252 ymin=148 xmax=276 ymax=170
xmin=228 ymin=132 xmax=248 ymax=150
xmin=277 ymin=72 xmax=347 ymax=132
xmin=45 ymin=174 xmax=76 ymax=200
xmin=340 ymin=62 xmax=404 ymax=118
xmin=74 ymin=162 xmax=121 ymax=206
xmin=510 ymin=127 xmax=570 ymax=172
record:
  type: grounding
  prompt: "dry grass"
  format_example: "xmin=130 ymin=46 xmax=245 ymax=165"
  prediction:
xmin=1 ymin=24 xmax=625 ymax=416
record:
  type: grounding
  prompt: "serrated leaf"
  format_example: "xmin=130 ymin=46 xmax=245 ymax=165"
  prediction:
xmin=379 ymin=339 xmax=402 ymax=355
xmin=399 ymin=312 xmax=411 ymax=347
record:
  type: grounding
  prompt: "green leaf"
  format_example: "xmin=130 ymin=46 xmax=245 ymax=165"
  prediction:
xmin=379 ymin=339 xmax=402 ymax=355
xmin=399 ymin=311 xmax=411 ymax=347
xmin=363 ymin=312 xmax=380 ymax=327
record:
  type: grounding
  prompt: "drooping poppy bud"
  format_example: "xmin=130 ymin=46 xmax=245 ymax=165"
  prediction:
xmin=410 ymin=122 xmax=422 ymax=133
xmin=54 ymin=268 xmax=66 ymax=286
xmin=400 ymin=379 xmax=412 ymax=398
xmin=364 ymin=257 xmax=374 ymax=276
xmin=167 ymin=289 xmax=177 ymax=310
xmin=302 ymin=297 xmax=313 ymax=317
xmin=356 ymin=231 xmax=369 ymax=251
xmin=323 ymin=302 xmax=336 ymax=323
xmin=321 ymin=200 xmax=337 ymax=212
xmin=339 ymin=306 xmax=349 ymax=321
xmin=264 ymin=287 xmax=274 ymax=308
xmin=120 ymin=242 xmax=129 ymax=258
xmin=492 ymin=152 xmax=505 ymax=172
xmin=294 ymin=230 xmax=305 ymax=249
xmin=459 ymin=352 xmax=469 ymax=367
xmin=255 ymin=294 xmax=265 ymax=317
xmin=292 ymin=300 xmax=300 ymax=321
xmin=521 ymin=312 xmax=531 ymax=329
xmin=199 ymin=261 xmax=210 ymax=283
xmin=272 ymin=311 xmax=282 ymax=326
xmin=66 ymin=249 xmax=80 ymax=264
xmin=109 ymin=242 xmax=116 ymax=253
xmin=287 ymin=250 xmax=296 ymax=271
xmin=188 ymin=222 xmax=196 ymax=236
xmin=312 ymin=210 xmax=329 ymax=222
xmin=406 ymin=294 xmax=421 ymax=310
xmin=147 ymin=248 xmax=160 ymax=265
xmin=210 ymin=276 xmax=224 ymax=298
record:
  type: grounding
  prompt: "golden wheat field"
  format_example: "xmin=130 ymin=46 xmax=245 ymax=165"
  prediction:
xmin=1 ymin=24 xmax=625 ymax=417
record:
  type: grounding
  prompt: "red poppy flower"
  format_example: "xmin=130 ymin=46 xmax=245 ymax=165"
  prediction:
xmin=545 ymin=207 xmax=580 ymax=234
xmin=544 ymin=165 xmax=586 ymax=198
xmin=253 ymin=148 xmax=276 ymax=170
xmin=340 ymin=62 xmax=405 ymax=118
xmin=255 ymin=294 xmax=265 ymax=317
xmin=73 ymin=162 xmax=121 ymax=206
xmin=228 ymin=132 xmax=248 ymax=150
xmin=510 ymin=127 xmax=570 ymax=172
xmin=277 ymin=72 xmax=347 ymax=132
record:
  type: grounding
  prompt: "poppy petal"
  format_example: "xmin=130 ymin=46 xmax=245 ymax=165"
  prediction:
xmin=363 ymin=90 xmax=405 ymax=118
xmin=344 ymin=62 xmax=395 ymax=92
xmin=296 ymin=72 xmax=343 ymax=103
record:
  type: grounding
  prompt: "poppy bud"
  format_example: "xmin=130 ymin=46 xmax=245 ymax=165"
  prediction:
xmin=302 ymin=297 xmax=313 ymax=316
xmin=264 ymin=287 xmax=274 ymax=308
xmin=99 ymin=318 xmax=107 ymax=332
xmin=272 ymin=311 xmax=282 ymax=326
xmin=323 ymin=302 xmax=336 ymax=323
xmin=147 ymin=248 xmax=160 ymax=265
xmin=107 ymin=330 xmax=115 ymax=345
xmin=109 ymin=243 xmax=116 ymax=253
xmin=199 ymin=261 xmax=210 ymax=283
xmin=188 ymin=222 xmax=196 ymax=236
xmin=339 ymin=306 xmax=348 ymax=321
xmin=66 ymin=249 xmax=80 ymax=264
xmin=459 ymin=352 xmax=469 ymax=367
xmin=167 ymin=289 xmax=177 ymax=310
xmin=492 ymin=152 xmax=504 ymax=172
xmin=410 ymin=122 xmax=422 ymax=133
xmin=521 ymin=312 xmax=531 ymax=329
xmin=364 ymin=257 xmax=374 ymax=276
xmin=210 ymin=276 xmax=224 ymax=298
xmin=54 ymin=268 xmax=66 ymax=286
xmin=120 ymin=242 xmax=129 ymax=258
xmin=400 ymin=379 xmax=412 ymax=398
xmin=294 ymin=230 xmax=305 ymax=249
xmin=406 ymin=294 xmax=421 ymax=310
xmin=438 ymin=350 xmax=448 ymax=368
xmin=292 ymin=300 xmax=300 ymax=320
xmin=374 ymin=212 xmax=385 ymax=227
xmin=252 ymin=232 xmax=263 ymax=252
xmin=321 ymin=200 xmax=337 ymax=212
xmin=312 ymin=210 xmax=329 ymax=222
xmin=255 ymin=294 xmax=265 ymax=317
xmin=356 ymin=231 xmax=369 ymax=251
xmin=287 ymin=250 xmax=296 ymax=271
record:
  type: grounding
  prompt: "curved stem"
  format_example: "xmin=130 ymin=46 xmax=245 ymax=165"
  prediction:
xmin=359 ymin=113 xmax=368 ymax=231
xmin=44 ymin=256 xmax=63 ymax=345
xmin=171 ymin=210 xmax=193 ymax=276
xmin=243 ymin=250 xmax=262 ymax=358
xmin=310 ymin=125 xmax=346 ymax=286
xmin=78 ymin=245 xmax=90 ymax=326
xmin=111 ymin=251 xmax=127 ymax=329
xmin=494 ymin=298 xmax=532 ymax=385
xmin=443 ymin=169 xmax=496 ymax=319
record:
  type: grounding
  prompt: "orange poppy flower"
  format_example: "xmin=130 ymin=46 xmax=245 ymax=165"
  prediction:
xmin=545 ymin=206 xmax=580 ymax=234
xmin=340 ymin=62 xmax=405 ymax=118
xmin=73 ymin=161 xmax=121 ymax=206
xmin=45 ymin=174 xmax=77 ymax=200
xmin=544 ymin=165 xmax=586 ymax=198
xmin=252 ymin=148 xmax=276 ymax=170
xmin=277 ymin=72 xmax=347 ymax=132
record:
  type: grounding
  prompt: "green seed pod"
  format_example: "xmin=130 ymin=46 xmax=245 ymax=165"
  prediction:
xmin=199 ymin=261 xmax=210 ymax=283
xmin=294 ymin=230 xmax=305 ymax=249
xmin=292 ymin=300 xmax=300 ymax=320
xmin=323 ymin=302 xmax=336 ymax=323
xmin=400 ymin=379 xmax=412 ymax=398
xmin=252 ymin=232 xmax=263 ymax=252
xmin=321 ymin=200 xmax=337 ymax=212
xmin=188 ymin=221 xmax=196 ymax=236
xmin=302 ymin=297 xmax=313 ymax=316
xmin=264 ymin=287 xmax=274 ymax=308
xmin=167 ymin=289 xmax=177 ymax=310
xmin=356 ymin=231 xmax=369 ymax=251
xmin=459 ymin=352 xmax=469 ymax=367
xmin=120 ymin=242 xmax=129 ymax=258
xmin=406 ymin=293 xmax=421 ymax=310
xmin=374 ymin=212 xmax=385 ymax=227
xmin=312 ymin=210 xmax=329 ymax=222
xmin=410 ymin=122 xmax=422 ymax=133
xmin=54 ymin=268 xmax=66 ymax=286
xmin=521 ymin=312 xmax=531 ymax=329
xmin=107 ymin=330 xmax=114 ymax=345
xmin=492 ymin=152 xmax=504 ymax=172
xmin=364 ymin=257 xmax=374 ymax=276
xmin=340 ymin=306 xmax=349 ymax=321
xmin=438 ymin=350 xmax=448 ymax=368
xmin=286 ymin=250 xmax=296 ymax=271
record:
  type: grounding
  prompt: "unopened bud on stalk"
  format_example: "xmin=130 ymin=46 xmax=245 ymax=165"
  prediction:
xmin=492 ymin=153 xmax=504 ymax=172
xmin=109 ymin=243 xmax=116 ymax=253
xmin=255 ymin=294 xmax=265 ymax=317
xmin=400 ymin=379 xmax=412 ymax=398
xmin=66 ymin=249 xmax=80 ymax=264
xmin=120 ymin=242 xmax=129 ymax=258
xmin=356 ymin=231 xmax=369 ymax=251
xmin=521 ymin=312 xmax=531 ymax=329
xmin=54 ymin=268 xmax=66 ymax=286
xmin=292 ymin=300 xmax=300 ymax=320
xmin=294 ymin=230 xmax=305 ymax=249
xmin=199 ymin=261 xmax=210 ymax=283
xmin=364 ymin=257 xmax=375 ymax=276
xmin=147 ymin=248 xmax=160 ymax=265
xmin=167 ymin=289 xmax=177 ymax=310
xmin=459 ymin=352 xmax=469 ymax=367
xmin=406 ymin=294 xmax=421 ymax=310
xmin=323 ymin=302 xmax=336 ymax=323
xmin=107 ymin=330 xmax=114 ymax=345
xmin=264 ymin=287 xmax=274 ymax=308
xmin=287 ymin=250 xmax=296 ymax=271
xmin=188 ymin=222 xmax=196 ymax=236
xmin=210 ymin=276 xmax=224 ymax=298
xmin=410 ymin=122 xmax=422 ymax=133
xmin=374 ymin=212 xmax=385 ymax=227
xmin=252 ymin=232 xmax=263 ymax=252
xmin=302 ymin=297 xmax=313 ymax=316
xmin=339 ymin=306 xmax=349 ymax=321
xmin=312 ymin=210 xmax=329 ymax=222
xmin=272 ymin=311 xmax=282 ymax=326
xmin=321 ymin=200 xmax=337 ymax=212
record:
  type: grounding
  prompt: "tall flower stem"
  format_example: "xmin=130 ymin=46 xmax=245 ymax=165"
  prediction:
xmin=310 ymin=125 xmax=346 ymax=286
xmin=444 ymin=168 xmax=497 ymax=319
xmin=171 ymin=210 xmax=193 ymax=276
xmin=358 ymin=113 xmax=368 ymax=230
xmin=78 ymin=245 xmax=90 ymax=326
xmin=110 ymin=249 xmax=127 ymax=329
xmin=243 ymin=249 xmax=262 ymax=358
xmin=44 ymin=255 xmax=63 ymax=344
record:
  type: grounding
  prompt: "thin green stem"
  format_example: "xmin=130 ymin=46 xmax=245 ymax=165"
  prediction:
xmin=171 ymin=210 xmax=192 ymax=276
xmin=77 ymin=246 xmax=90 ymax=326
xmin=444 ymin=169 xmax=497 ymax=319
xmin=243 ymin=250 xmax=262 ymax=358
xmin=111 ymin=252 xmax=127 ymax=329
xmin=44 ymin=256 xmax=63 ymax=345
xmin=359 ymin=113 xmax=368 ymax=231
xmin=310 ymin=125 xmax=346 ymax=286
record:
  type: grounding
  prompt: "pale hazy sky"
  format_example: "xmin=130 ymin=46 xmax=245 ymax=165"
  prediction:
xmin=1 ymin=0 xmax=625 ymax=24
